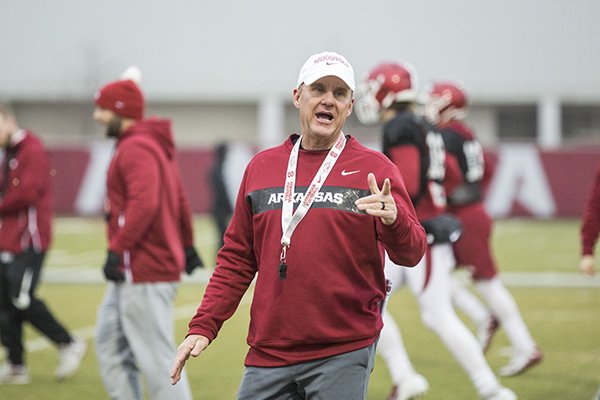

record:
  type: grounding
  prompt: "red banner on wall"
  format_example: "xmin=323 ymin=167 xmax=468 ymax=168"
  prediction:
xmin=48 ymin=144 xmax=599 ymax=218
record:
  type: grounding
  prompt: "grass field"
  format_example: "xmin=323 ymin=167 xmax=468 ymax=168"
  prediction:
xmin=0 ymin=216 xmax=598 ymax=400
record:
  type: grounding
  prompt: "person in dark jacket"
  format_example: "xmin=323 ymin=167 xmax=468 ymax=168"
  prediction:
xmin=93 ymin=67 xmax=203 ymax=400
xmin=210 ymin=142 xmax=233 ymax=250
xmin=0 ymin=103 xmax=87 ymax=384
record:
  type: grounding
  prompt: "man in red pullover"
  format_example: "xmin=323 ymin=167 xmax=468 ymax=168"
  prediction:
xmin=0 ymin=103 xmax=87 ymax=384
xmin=171 ymin=51 xmax=427 ymax=400
xmin=93 ymin=67 xmax=203 ymax=400
xmin=580 ymin=160 xmax=600 ymax=276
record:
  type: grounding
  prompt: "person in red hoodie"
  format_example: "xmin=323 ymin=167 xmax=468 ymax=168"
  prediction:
xmin=93 ymin=67 xmax=203 ymax=400
xmin=0 ymin=103 xmax=87 ymax=384
xmin=171 ymin=51 xmax=427 ymax=400
xmin=580 ymin=161 xmax=600 ymax=277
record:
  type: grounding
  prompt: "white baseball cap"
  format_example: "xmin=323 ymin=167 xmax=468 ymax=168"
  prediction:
xmin=297 ymin=51 xmax=355 ymax=91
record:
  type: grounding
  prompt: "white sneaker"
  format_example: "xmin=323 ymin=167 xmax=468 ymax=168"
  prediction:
xmin=483 ymin=386 xmax=517 ymax=400
xmin=387 ymin=373 xmax=429 ymax=400
xmin=478 ymin=316 xmax=500 ymax=353
xmin=499 ymin=347 xmax=543 ymax=377
xmin=0 ymin=363 xmax=30 ymax=385
xmin=55 ymin=338 xmax=88 ymax=381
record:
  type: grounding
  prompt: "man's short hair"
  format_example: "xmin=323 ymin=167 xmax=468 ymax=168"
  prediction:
xmin=0 ymin=102 xmax=15 ymax=118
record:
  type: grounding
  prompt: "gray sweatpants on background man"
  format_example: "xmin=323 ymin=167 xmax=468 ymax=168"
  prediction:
xmin=95 ymin=282 xmax=192 ymax=400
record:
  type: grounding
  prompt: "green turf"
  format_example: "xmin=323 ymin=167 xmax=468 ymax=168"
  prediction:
xmin=492 ymin=218 xmax=583 ymax=273
xmin=0 ymin=216 xmax=598 ymax=400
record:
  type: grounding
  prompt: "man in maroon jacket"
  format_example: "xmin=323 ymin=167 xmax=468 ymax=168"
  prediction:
xmin=171 ymin=51 xmax=427 ymax=400
xmin=93 ymin=67 xmax=202 ymax=400
xmin=580 ymin=161 xmax=600 ymax=276
xmin=0 ymin=103 xmax=87 ymax=384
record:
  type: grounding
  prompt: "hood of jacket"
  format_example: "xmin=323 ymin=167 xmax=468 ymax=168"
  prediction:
xmin=119 ymin=117 xmax=175 ymax=159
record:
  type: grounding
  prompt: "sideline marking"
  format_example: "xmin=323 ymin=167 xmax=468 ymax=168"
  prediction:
xmin=0 ymin=295 xmax=253 ymax=359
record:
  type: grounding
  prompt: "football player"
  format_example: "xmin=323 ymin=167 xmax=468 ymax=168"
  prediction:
xmin=356 ymin=63 xmax=516 ymax=400
xmin=424 ymin=80 xmax=542 ymax=377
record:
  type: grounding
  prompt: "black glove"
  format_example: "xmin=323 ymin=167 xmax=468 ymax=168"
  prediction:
xmin=103 ymin=251 xmax=125 ymax=282
xmin=420 ymin=214 xmax=463 ymax=245
xmin=184 ymin=246 xmax=204 ymax=275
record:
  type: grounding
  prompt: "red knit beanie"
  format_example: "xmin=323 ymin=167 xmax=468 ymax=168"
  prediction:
xmin=95 ymin=68 xmax=144 ymax=120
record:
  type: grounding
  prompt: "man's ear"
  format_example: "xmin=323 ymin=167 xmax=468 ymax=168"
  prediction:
xmin=293 ymin=87 xmax=301 ymax=109
xmin=347 ymin=98 xmax=354 ymax=116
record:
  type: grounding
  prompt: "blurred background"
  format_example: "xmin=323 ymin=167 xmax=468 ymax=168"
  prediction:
xmin=2 ymin=0 xmax=599 ymax=220
xmin=1 ymin=2 xmax=599 ymax=399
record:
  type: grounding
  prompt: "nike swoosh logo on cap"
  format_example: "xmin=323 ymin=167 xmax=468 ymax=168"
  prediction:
xmin=341 ymin=169 xmax=360 ymax=176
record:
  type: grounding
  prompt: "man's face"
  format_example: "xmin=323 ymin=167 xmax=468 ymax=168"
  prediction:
xmin=293 ymin=76 xmax=354 ymax=149
xmin=93 ymin=107 xmax=122 ymax=138
xmin=0 ymin=113 xmax=16 ymax=148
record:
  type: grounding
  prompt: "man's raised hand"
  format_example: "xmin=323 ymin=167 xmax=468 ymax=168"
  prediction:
xmin=355 ymin=173 xmax=397 ymax=225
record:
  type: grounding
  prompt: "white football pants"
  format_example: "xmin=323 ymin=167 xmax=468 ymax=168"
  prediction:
xmin=378 ymin=244 xmax=502 ymax=397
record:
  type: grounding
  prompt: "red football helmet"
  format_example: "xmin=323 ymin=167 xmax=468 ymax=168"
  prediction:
xmin=423 ymin=81 xmax=468 ymax=124
xmin=355 ymin=62 xmax=418 ymax=124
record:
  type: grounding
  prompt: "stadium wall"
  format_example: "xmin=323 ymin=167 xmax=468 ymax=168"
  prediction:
xmin=48 ymin=144 xmax=598 ymax=218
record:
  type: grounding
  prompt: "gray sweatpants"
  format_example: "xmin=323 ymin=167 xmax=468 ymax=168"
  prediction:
xmin=237 ymin=342 xmax=377 ymax=400
xmin=95 ymin=282 xmax=193 ymax=400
